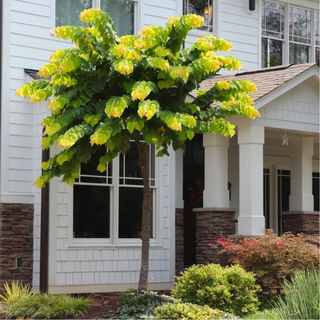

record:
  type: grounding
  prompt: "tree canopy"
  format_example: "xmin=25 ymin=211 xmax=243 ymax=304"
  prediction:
xmin=16 ymin=8 xmax=259 ymax=187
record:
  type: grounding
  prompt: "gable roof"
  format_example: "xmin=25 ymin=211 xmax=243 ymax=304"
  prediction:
xmin=190 ymin=63 xmax=319 ymax=108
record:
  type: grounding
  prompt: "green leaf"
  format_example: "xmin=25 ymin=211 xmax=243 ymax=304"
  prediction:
xmin=137 ymin=100 xmax=159 ymax=120
xmin=104 ymin=96 xmax=130 ymax=118
xmin=58 ymin=124 xmax=92 ymax=149
xmin=90 ymin=122 xmax=113 ymax=145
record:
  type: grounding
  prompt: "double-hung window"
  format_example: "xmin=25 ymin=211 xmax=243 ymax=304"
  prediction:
xmin=55 ymin=0 xmax=134 ymax=35
xmin=73 ymin=143 xmax=156 ymax=240
xmin=262 ymin=1 xmax=319 ymax=67
xmin=183 ymin=0 xmax=214 ymax=32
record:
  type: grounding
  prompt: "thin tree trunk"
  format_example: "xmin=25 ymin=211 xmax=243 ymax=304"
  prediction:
xmin=137 ymin=142 xmax=151 ymax=291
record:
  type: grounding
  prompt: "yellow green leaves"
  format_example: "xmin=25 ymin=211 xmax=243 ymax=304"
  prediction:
xmin=180 ymin=114 xmax=197 ymax=128
xmin=34 ymin=176 xmax=46 ymax=189
xmin=49 ymin=96 xmax=68 ymax=115
xmin=158 ymin=79 xmax=175 ymax=89
xmin=16 ymin=80 xmax=52 ymax=103
xmin=240 ymin=80 xmax=257 ymax=94
xmin=242 ymin=105 xmax=260 ymax=119
xmin=215 ymin=81 xmax=231 ymax=91
xmin=44 ymin=121 xmax=61 ymax=136
xmin=131 ymin=81 xmax=154 ymax=101
xmin=79 ymin=8 xmax=101 ymax=24
xmin=90 ymin=122 xmax=113 ymax=145
xmin=58 ymin=124 xmax=92 ymax=149
xmin=119 ymin=35 xmax=138 ymax=46
xmin=126 ymin=116 xmax=145 ymax=133
xmin=169 ymin=66 xmax=189 ymax=83
xmin=147 ymin=57 xmax=170 ymax=71
xmin=181 ymin=14 xmax=204 ymax=29
xmin=50 ymin=74 xmax=77 ymax=87
xmin=193 ymin=36 xmax=233 ymax=52
xmin=38 ymin=62 xmax=58 ymax=78
xmin=105 ymin=96 xmax=130 ymax=118
xmin=138 ymin=100 xmax=160 ymax=120
xmin=209 ymin=118 xmax=235 ymax=137
xmin=114 ymin=59 xmax=134 ymax=75
xmin=217 ymin=56 xmax=242 ymax=70
xmin=84 ymin=114 xmax=102 ymax=127
xmin=160 ymin=112 xmax=182 ymax=131
xmin=56 ymin=149 xmax=75 ymax=165
xmin=166 ymin=16 xmax=180 ymax=28
xmin=111 ymin=44 xmax=129 ymax=58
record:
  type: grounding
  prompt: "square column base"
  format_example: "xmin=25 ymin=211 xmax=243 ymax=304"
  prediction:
xmin=237 ymin=216 xmax=265 ymax=236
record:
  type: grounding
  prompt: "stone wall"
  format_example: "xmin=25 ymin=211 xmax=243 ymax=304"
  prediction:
xmin=195 ymin=209 xmax=236 ymax=265
xmin=282 ymin=212 xmax=319 ymax=235
xmin=175 ymin=208 xmax=184 ymax=275
xmin=0 ymin=203 xmax=34 ymax=288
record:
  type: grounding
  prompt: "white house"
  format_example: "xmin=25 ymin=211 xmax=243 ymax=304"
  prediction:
xmin=0 ymin=0 xmax=319 ymax=293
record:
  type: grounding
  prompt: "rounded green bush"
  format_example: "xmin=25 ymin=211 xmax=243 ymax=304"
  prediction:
xmin=172 ymin=264 xmax=260 ymax=316
xmin=153 ymin=302 xmax=222 ymax=320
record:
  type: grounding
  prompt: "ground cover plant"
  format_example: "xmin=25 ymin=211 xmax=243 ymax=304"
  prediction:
xmin=17 ymin=8 xmax=259 ymax=290
xmin=172 ymin=264 xmax=260 ymax=316
xmin=0 ymin=281 xmax=89 ymax=319
xmin=211 ymin=230 xmax=319 ymax=297
xmin=118 ymin=290 xmax=176 ymax=319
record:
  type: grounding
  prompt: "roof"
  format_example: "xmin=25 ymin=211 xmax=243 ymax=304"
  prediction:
xmin=24 ymin=68 xmax=41 ymax=79
xmin=190 ymin=63 xmax=319 ymax=103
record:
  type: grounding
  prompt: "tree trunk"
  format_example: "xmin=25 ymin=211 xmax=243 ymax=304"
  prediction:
xmin=137 ymin=142 xmax=151 ymax=291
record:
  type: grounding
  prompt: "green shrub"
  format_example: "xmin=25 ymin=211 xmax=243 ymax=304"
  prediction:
xmin=213 ymin=231 xmax=319 ymax=298
xmin=272 ymin=268 xmax=320 ymax=319
xmin=0 ymin=281 xmax=35 ymax=305
xmin=4 ymin=293 xmax=89 ymax=319
xmin=118 ymin=290 xmax=176 ymax=319
xmin=153 ymin=303 xmax=222 ymax=320
xmin=172 ymin=264 xmax=260 ymax=316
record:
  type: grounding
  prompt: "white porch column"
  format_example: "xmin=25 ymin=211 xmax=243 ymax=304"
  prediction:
xmin=289 ymin=137 xmax=314 ymax=211
xmin=238 ymin=124 xmax=265 ymax=235
xmin=203 ymin=134 xmax=229 ymax=208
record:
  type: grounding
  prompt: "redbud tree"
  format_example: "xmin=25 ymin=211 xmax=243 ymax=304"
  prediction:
xmin=17 ymin=8 xmax=259 ymax=291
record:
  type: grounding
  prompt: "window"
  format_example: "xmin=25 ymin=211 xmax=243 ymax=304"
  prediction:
xmin=262 ymin=1 xmax=319 ymax=67
xmin=55 ymin=0 xmax=134 ymax=35
xmin=73 ymin=143 xmax=156 ymax=240
xmin=184 ymin=0 xmax=214 ymax=32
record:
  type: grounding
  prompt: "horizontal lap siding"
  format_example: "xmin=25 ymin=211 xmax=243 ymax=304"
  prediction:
xmin=51 ymin=156 xmax=173 ymax=289
xmin=4 ymin=0 xmax=70 ymax=199
xmin=1 ymin=0 xmax=178 ymax=289
xmin=259 ymin=79 xmax=320 ymax=127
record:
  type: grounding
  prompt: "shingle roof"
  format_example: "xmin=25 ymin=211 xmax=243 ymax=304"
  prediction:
xmin=24 ymin=68 xmax=41 ymax=79
xmin=190 ymin=63 xmax=318 ymax=102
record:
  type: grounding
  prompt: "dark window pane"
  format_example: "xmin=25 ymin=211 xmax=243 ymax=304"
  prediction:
xmin=263 ymin=169 xmax=270 ymax=228
xmin=73 ymin=185 xmax=110 ymax=238
xmin=101 ymin=0 xmax=134 ymax=35
xmin=120 ymin=143 xmax=141 ymax=179
xmin=56 ymin=0 xmax=92 ymax=27
xmin=316 ymin=47 xmax=320 ymax=64
xmin=262 ymin=38 xmax=283 ymax=68
xmin=316 ymin=10 xmax=320 ymax=46
xmin=277 ymin=170 xmax=290 ymax=235
xmin=184 ymin=0 xmax=213 ymax=32
xmin=289 ymin=6 xmax=311 ymax=44
xmin=289 ymin=43 xmax=310 ymax=64
xmin=262 ymin=1 xmax=285 ymax=39
xmin=313 ymin=172 xmax=319 ymax=211
xmin=119 ymin=187 xmax=153 ymax=238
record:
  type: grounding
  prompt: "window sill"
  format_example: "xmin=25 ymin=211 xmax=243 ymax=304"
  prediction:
xmin=67 ymin=238 xmax=163 ymax=249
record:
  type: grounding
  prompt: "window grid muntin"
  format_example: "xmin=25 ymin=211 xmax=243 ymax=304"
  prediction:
xmin=262 ymin=1 xmax=285 ymax=39
xmin=262 ymin=1 xmax=319 ymax=67
xmin=289 ymin=6 xmax=312 ymax=44
xmin=184 ymin=0 xmax=214 ymax=32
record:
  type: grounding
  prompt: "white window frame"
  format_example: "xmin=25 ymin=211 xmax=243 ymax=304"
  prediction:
xmin=51 ymin=0 xmax=139 ymax=37
xmin=261 ymin=0 xmax=319 ymax=67
xmin=68 ymin=146 xmax=160 ymax=248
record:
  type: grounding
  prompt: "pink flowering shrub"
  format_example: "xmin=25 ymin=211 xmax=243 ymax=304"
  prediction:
xmin=210 ymin=230 xmax=319 ymax=297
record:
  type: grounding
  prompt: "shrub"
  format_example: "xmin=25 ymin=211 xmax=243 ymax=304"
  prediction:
xmin=212 ymin=230 xmax=319 ymax=297
xmin=118 ymin=290 xmax=176 ymax=319
xmin=4 ymin=293 xmax=89 ymax=319
xmin=0 ymin=281 xmax=34 ymax=305
xmin=272 ymin=268 xmax=320 ymax=319
xmin=172 ymin=264 xmax=260 ymax=316
xmin=153 ymin=303 xmax=222 ymax=320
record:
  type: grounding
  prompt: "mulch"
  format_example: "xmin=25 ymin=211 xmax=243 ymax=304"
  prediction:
xmin=79 ymin=292 xmax=121 ymax=319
